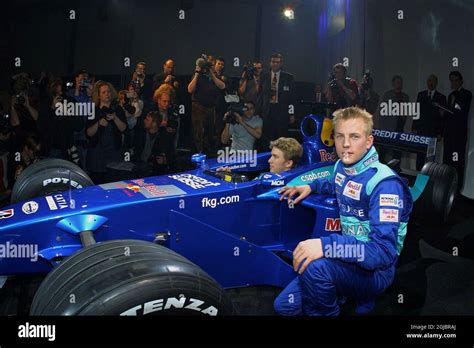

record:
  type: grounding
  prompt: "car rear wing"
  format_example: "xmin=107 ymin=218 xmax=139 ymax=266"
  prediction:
xmin=372 ymin=129 xmax=437 ymax=162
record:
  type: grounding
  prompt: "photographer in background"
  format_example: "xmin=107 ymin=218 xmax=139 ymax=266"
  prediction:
xmin=9 ymin=73 xmax=39 ymax=137
xmin=153 ymin=85 xmax=178 ymax=169
xmin=221 ymin=101 xmax=262 ymax=151
xmin=133 ymin=111 xmax=173 ymax=176
xmin=118 ymin=88 xmax=143 ymax=154
xmin=187 ymin=54 xmax=226 ymax=154
xmin=11 ymin=134 xmax=41 ymax=182
xmin=130 ymin=62 xmax=153 ymax=105
xmin=153 ymin=59 xmax=180 ymax=102
xmin=67 ymin=69 xmax=93 ymax=103
xmin=38 ymin=78 xmax=81 ymax=163
xmin=238 ymin=61 xmax=263 ymax=104
xmin=86 ymin=81 xmax=127 ymax=184
xmin=358 ymin=71 xmax=379 ymax=119
xmin=214 ymin=57 xmax=230 ymax=152
xmin=65 ymin=70 xmax=94 ymax=168
xmin=325 ymin=63 xmax=359 ymax=109
xmin=118 ymin=89 xmax=143 ymax=130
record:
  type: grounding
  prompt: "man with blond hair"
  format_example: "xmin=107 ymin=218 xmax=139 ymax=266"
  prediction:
xmin=267 ymin=137 xmax=303 ymax=174
xmin=274 ymin=107 xmax=413 ymax=316
xmin=218 ymin=137 xmax=302 ymax=175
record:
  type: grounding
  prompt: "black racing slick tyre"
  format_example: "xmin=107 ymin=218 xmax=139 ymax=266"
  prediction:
xmin=415 ymin=162 xmax=457 ymax=224
xmin=11 ymin=158 xmax=93 ymax=203
xmin=30 ymin=240 xmax=234 ymax=316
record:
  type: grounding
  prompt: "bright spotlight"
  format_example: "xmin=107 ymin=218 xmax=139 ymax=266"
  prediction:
xmin=283 ymin=8 xmax=294 ymax=19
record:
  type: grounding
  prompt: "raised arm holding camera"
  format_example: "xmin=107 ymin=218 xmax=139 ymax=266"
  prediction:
xmin=85 ymin=81 xmax=126 ymax=184
xmin=238 ymin=61 xmax=263 ymax=104
xmin=221 ymin=101 xmax=262 ymax=151
xmin=325 ymin=63 xmax=359 ymax=109
xmin=187 ymin=54 xmax=226 ymax=154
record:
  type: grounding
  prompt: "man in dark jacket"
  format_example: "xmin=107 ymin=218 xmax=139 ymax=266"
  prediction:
xmin=413 ymin=74 xmax=447 ymax=169
xmin=133 ymin=111 xmax=173 ymax=176
xmin=444 ymin=71 xmax=472 ymax=190
xmin=256 ymin=53 xmax=296 ymax=151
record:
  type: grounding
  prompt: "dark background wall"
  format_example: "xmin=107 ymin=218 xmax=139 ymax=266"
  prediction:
xmin=2 ymin=0 xmax=473 ymax=98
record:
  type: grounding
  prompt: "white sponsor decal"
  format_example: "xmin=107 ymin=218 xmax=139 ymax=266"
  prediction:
xmin=338 ymin=203 xmax=365 ymax=217
xmin=45 ymin=194 xmax=68 ymax=210
xmin=22 ymin=201 xmax=39 ymax=215
xmin=342 ymin=181 xmax=363 ymax=200
xmin=168 ymin=174 xmax=221 ymax=190
xmin=300 ymin=170 xmax=332 ymax=182
xmin=0 ymin=209 xmax=14 ymax=219
xmin=335 ymin=173 xmax=345 ymax=186
xmin=271 ymin=180 xmax=284 ymax=186
xmin=343 ymin=166 xmax=357 ymax=175
xmin=120 ymin=296 xmax=218 ymax=316
xmin=18 ymin=322 xmax=55 ymax=341
xmin=201 ymin=195 xmax=240 ymax=208
xmin=380 ymin=208 xmax=399 ymax=222
xmin=43 ymin=177 xmax=83 ymax=189
xmin=45 ymin=196 xmax=57 ymax=210
xmin=379 ymin=194 xmax=400 ymax=207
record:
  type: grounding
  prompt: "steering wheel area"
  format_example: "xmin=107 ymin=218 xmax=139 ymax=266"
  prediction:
xmin=204 ymin=170 xmax=250 ymax=183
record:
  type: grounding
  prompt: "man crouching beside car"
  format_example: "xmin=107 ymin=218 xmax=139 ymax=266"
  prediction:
xmin=274 ymin=106 xmax=413 ymax=316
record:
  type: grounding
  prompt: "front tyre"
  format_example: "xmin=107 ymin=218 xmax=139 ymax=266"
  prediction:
xmin=30 ymin=240 xmax=234 ymax=316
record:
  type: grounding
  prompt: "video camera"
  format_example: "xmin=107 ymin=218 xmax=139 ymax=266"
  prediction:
xmin=361 ymin=70 xmax=373 ymax=91
xmin=99 ymin=100 xmax=120 ymax=118
xmin=15 ymin=94 xmax=26 ymax=106
xmin=80 ymin=79 xmax=92 ymax=93
xmin=195 ymin=54 xmax=213 ymax=75
xmin=129 ymin=79 xmax=141 ymax=92
xmin=0 ymin=112 xmax=13 ymax=135
xmin=242 ymin=62 xmax=255 ymax=80
xmin=123 ymin=93 xmax=136 ymax=115
xmin=224 ymin=94 xmax=247 ymax=125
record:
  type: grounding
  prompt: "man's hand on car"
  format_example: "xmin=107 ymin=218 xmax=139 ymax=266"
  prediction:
xmin=216 ymin=166 xmax=232 ymax=172
xmin=293 ymin=238 xmax=324 ymax=274
xmin=279 ymin=185 xmax=312 ymax=204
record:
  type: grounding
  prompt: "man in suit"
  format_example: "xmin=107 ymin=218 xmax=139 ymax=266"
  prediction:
xmin=444 ymin=71 xmax=472 ymax=190
xmin=413 ymin=74 xmax=447 ymax=169
xmin=256 ymin=53 xmax=296 ymax=151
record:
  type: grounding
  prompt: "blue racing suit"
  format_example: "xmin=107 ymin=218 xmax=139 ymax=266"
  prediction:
xmin=274 ymin=146 xmax=413 ymax=315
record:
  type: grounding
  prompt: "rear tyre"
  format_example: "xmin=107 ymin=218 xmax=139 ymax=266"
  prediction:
xmin=11 ymin=158 xmax=93 ymax=203
xmin=415 ymin=162 xmax=457 ymax=224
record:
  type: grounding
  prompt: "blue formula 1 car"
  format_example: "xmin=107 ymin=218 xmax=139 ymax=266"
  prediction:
xmin=0 ymin=112 xmax=456 ymax=316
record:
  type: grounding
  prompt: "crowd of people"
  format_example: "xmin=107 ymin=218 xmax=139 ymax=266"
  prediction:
xmin=0 ymin=53 xmax=471 ymax=196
